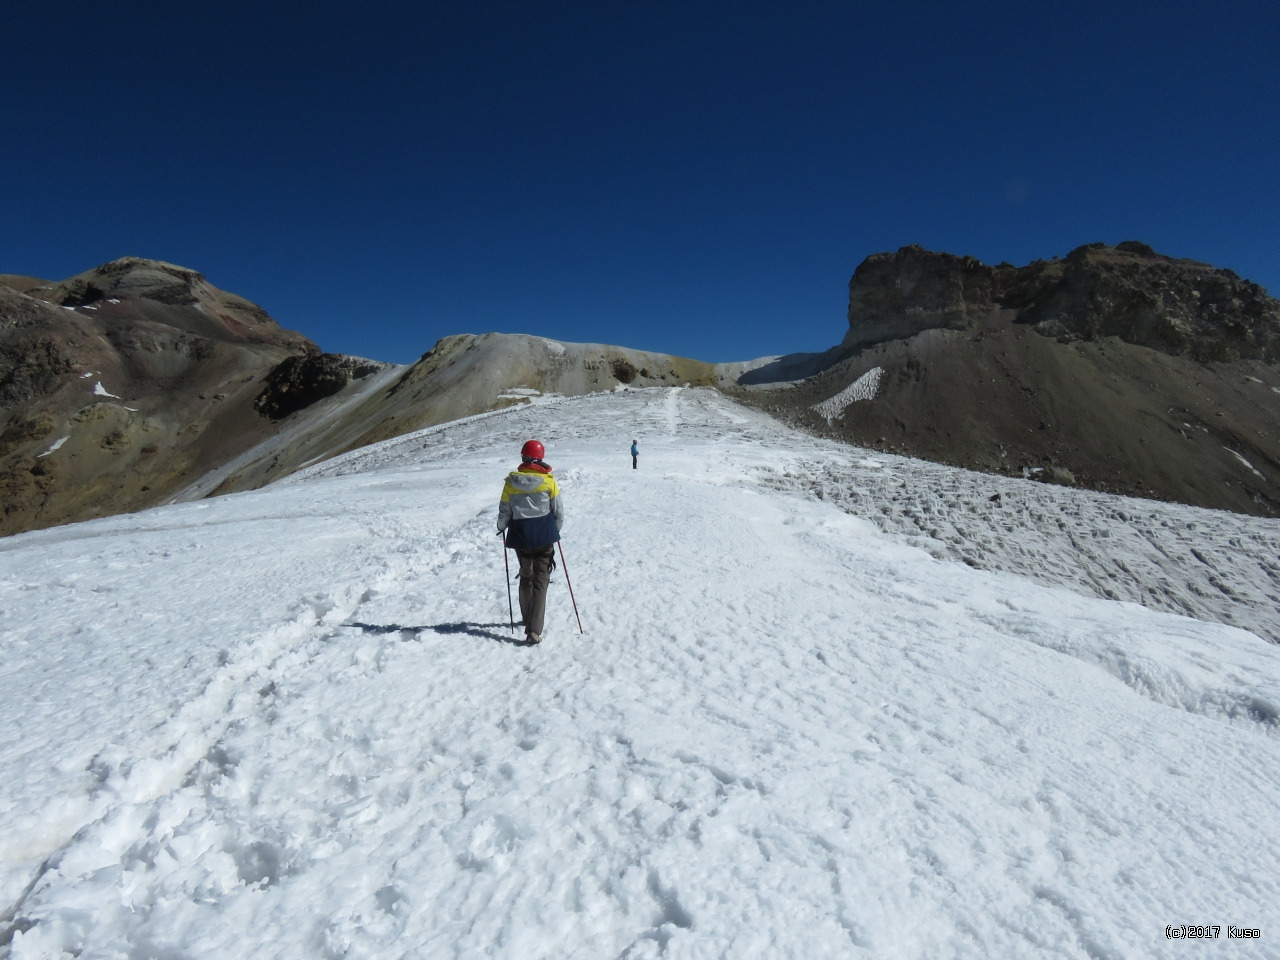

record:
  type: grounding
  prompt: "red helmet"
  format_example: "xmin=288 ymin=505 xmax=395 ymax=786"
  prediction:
xmin=521 ymin=440 xmax=545 ymax=461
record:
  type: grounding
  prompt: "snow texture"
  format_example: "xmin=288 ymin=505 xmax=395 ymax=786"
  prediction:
xmin=92 ymin=382 xmax=119 ymax=399
xmin=754 ymin=453 xmax=1280 ymax=645
xmin=1 ymin=387 xmax=1278 ymax=959
xmin=537 ymin=338 xmax=567 ymax=355
xmin=812 ymin=367 xmax=883 ymax=422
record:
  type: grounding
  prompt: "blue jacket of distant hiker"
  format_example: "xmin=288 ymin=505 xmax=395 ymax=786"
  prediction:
xmin=497 ymin=463 xmax=563 ymax=551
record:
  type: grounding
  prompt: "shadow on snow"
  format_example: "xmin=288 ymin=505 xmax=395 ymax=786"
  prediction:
xmin=345 ymin=620 xmax=528 ymax=646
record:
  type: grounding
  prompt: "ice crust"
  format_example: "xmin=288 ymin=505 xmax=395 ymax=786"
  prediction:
xmin=1 ymin=387 xmax=1278 ymax=959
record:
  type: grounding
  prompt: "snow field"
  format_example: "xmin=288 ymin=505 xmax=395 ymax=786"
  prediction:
xmin=0 ymin=387 xmax=1278 ymax=958
xmin=754 ymin=453 xmax=1280 ymax=644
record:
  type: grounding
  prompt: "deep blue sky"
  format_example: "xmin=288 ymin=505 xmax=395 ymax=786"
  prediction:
xmin=4 ymin=1 xmax=1277 ymax=364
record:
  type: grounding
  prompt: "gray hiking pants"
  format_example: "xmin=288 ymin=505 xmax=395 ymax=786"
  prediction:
xmin=517 ymin=546 xmax=555 ymax=636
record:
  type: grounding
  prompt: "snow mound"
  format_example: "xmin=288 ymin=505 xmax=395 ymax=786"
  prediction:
xmin=969 ymin=595 xmax=1280 ymax=730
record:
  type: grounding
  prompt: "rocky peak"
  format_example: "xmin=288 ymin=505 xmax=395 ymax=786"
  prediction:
xmin=843 ymin=245 xmax=998 ymax=349
xmin=33 ymin=257 xmax=209 ymax=307
xmin=845 ymin=242 xmax=1280 ymax=362
xmin=0 ymin=256 xmax=323 ymax=536
xmin=24 ymin=257 xmax=316 ymax=353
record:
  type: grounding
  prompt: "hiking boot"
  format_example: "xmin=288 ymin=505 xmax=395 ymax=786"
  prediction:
xmin=525 ymin=632 xmax=543 ymax=645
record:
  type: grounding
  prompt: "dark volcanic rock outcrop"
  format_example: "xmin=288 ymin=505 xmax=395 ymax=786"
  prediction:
xmin=30 ymin=258 xmax=317 ymax=351
xmin=844 ymin=242 xmax=1280 ymax=362
xmin=254 ymin=354 xmax=387 ymax=420
xmin=0 ymin=258 xmax=319 ymax=536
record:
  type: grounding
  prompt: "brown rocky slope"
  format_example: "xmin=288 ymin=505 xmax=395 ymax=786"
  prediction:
xmin=0 ymin=257 xmax=725 ymax=535
xmin=735 ymin=243 xmax=1280 ymax=516
xmin=0 ymin=259 xmax=323 ymax=536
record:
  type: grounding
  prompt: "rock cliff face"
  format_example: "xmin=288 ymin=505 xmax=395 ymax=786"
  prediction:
xmin=0 ymin=260 xmax=318 ymax=536
xmin=845 ymin=242 xmax=1280 ymax=362
xmin=843 ymin=247 xmax=998 ymax=348
xmin=737 ymin=242 xmax=1280 ymax=517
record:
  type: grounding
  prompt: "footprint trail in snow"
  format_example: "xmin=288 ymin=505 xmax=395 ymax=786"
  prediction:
xmin=1 ymin=387 xmax=1278 ymax=959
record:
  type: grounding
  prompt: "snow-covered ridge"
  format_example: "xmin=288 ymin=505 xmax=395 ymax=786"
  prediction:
xmin=1 ymin=387 xmax=1277 ymax=958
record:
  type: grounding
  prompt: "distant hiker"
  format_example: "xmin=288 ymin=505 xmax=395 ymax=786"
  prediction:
xmin=631 ymin=439 xmax=639 ymax=470
xmin=497 ymin=440 xmax=563 ymax=645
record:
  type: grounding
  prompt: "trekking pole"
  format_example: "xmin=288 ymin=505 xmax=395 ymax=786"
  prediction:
xmin=557 ymin=540 xmax=584 ymax=634
xmin=501 ymin=533 xmax=515 ymax=634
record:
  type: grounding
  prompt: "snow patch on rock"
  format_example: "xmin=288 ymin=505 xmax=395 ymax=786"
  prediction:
xmin=38 ymin=436 xmax=69 ymax=457
xmin=812 ymin=367 xmax=883 ymax=422
xmin=1227 ymin=448 xmax=1266 ymax=480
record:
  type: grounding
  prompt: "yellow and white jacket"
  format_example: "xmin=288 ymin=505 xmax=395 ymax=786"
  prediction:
xmin=497 ymin=465 xmax=563 ymax=551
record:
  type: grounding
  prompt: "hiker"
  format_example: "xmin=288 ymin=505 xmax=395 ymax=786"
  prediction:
xmin=631 ymin=439 xmax=638 ymax=470
xmin=497 ymin=440 xmax=563 ymax=644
